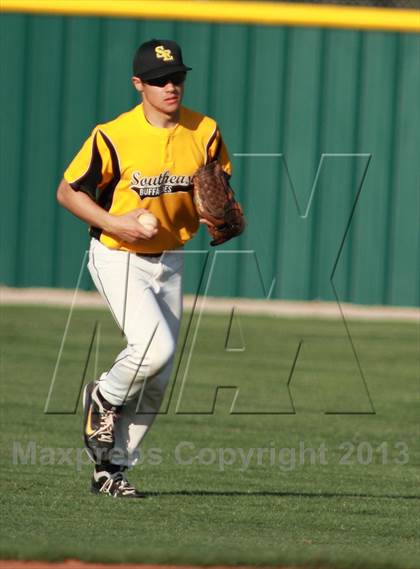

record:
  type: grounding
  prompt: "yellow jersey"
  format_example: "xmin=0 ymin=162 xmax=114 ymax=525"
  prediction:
xmin=64 ymin=104 xmax=232 ymax=253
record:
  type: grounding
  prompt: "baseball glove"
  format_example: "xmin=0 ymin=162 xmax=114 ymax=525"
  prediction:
xmin=192 ymin=161 xmax=245 ymax=246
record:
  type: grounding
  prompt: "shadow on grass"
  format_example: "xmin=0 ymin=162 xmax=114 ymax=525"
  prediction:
xmin=143 ymin=490 xmax=420 ymax=500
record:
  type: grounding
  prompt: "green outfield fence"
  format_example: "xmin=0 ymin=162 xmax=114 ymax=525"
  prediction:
xmin=0 ymin=4 xmax=419 ymax=306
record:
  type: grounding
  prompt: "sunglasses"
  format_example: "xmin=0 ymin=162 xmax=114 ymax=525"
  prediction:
xmin=146 ymin=72 xmax=186 ymax=87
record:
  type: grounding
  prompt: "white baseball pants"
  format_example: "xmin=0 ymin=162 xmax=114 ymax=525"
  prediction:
xmin=87 ymin=238 xmax=183 ymax=467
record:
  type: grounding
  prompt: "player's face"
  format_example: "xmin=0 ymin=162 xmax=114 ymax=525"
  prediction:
xmin=133 ymin=72 xmax=185 ymax=117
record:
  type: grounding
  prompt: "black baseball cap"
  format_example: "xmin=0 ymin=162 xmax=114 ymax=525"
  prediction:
xmin=133 ymin=39 xmax=191 ymax=81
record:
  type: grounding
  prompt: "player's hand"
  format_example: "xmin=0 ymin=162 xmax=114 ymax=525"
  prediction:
xmin=106 ymin=209 xmax=158 ymax=242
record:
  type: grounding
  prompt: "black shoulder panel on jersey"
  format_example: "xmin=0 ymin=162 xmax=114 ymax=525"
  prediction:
xmin=90 ymin=130 xmax=121 ymax=240
xmin=96 ymin=131 xmax=121 ymax=210
xmin=204 ymin=126 xmax=230 ymax=180
xmin=205 ymin=126 xmax=218 ymax=165
xmin=70 ymin=132 xmax=102 ymax=199
xmin=214 ymin=136 xmax=222 ymax=162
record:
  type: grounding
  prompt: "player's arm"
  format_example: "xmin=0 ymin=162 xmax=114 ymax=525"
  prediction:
xmin=206 ymin=126 xmax=232 ymax=175
xmin=58 ymin=128 xmax=156 ymax=242
xmin=56 ymin=179 xmax=156 ymax=242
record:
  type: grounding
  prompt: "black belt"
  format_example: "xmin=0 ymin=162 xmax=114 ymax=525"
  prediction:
xmin=135 ymin=252 xmax=163 ymax=258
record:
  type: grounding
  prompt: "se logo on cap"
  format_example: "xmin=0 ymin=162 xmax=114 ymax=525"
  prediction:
xmin=155 ymin=46 xmax=174 ymax=62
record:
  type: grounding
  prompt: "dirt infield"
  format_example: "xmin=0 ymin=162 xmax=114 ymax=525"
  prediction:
xmin=1 ymin=286 xmax=418 ymax=321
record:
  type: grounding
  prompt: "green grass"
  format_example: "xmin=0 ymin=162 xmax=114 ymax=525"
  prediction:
xmin=0 ymin=305 xmax=419 ymax=568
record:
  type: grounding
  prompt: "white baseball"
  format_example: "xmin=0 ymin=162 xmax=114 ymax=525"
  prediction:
xmin=138 ymin=212 xmax=158 ymax=230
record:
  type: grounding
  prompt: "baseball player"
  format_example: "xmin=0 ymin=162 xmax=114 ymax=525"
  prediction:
xmin=57 ymin=39 xmax=232 ymax=498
